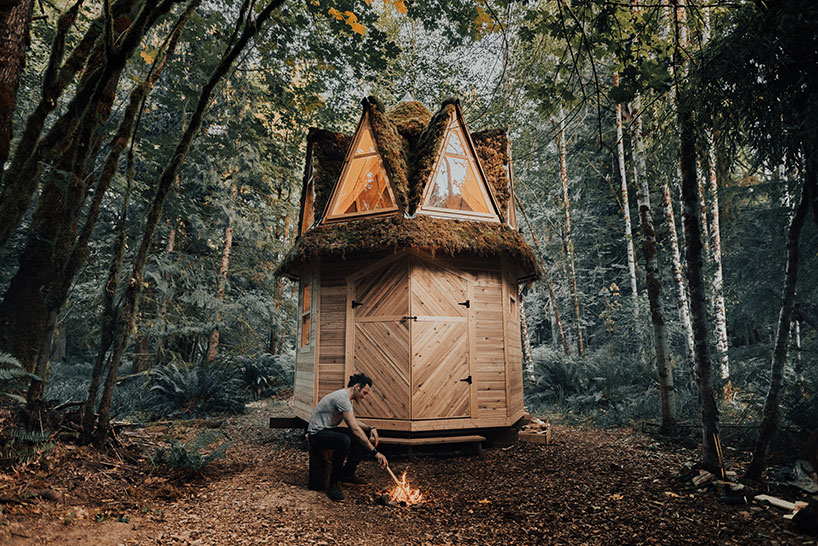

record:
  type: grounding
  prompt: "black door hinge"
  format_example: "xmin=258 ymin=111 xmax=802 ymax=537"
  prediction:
xmin=351 ymin=300 xmax=363 ymax=309
xmin=458 ymin=300 xmax=470 ymax=308
xmin=459 ymin=376 xmax=472 ymax=384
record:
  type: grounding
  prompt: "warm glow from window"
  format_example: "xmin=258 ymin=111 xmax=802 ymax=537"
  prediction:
xmin=424 ymin=123 xmax=491 ymax=214
xmin=327 ymin=116 xmax=397 ymax=219
xmin=301 ymin=180 xmax=315 ymax=234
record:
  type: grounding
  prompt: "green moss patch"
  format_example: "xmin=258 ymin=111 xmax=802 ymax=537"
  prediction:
xmin=307 ymin=128 xmax=351 ymax=221
xmin=366 ymin=96 xmax=409 ymax=211
xmin=471 ymin=128 xmax=511 ymax=212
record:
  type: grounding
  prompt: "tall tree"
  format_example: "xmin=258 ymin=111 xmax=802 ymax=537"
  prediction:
xmin=0 ymin=0 xmax=35 ymax=168
xmin=552 ymin=109 xmax=584 ymax=357
xmin=614 ymin=73 xmax=639 ymax=322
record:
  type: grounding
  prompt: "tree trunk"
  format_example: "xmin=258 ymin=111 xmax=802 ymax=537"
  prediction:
xmin=0 ymin=0 xmax=34 ymax=168
xmin=155 ymin=209 xmax=178 ymax=363
xmin=661 ymin=179 xmax=696 ymax=375
xmin=93 ymin=0 xmax=283 ymax=445
xmin=519 ymin=285 xmax=534 ymax=382
xmin=552 ymin=111 xmax=584 ymax=356
xmin=679 ymin=97 xmax=721 ymax=471
xmin=614 ymin=73 xmax=639 ymax=322
xmin=205 ymin=182 xmax=237 ymax=362
xmin=0 ymin=0 xmax=142 ymax=249
xmin=0 ymin=0 xmax=173 ymax=374
xmin=745 ymin=172 xmax=811 ymax=478
xmin=706 ymin=142 xmax=730 ymax=383
xmin=632 ymin=94 xmax=676 ymax=433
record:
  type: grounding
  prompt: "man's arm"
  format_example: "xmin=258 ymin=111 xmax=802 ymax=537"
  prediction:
xmin=342 ymin=411 xmax=387 ymax=467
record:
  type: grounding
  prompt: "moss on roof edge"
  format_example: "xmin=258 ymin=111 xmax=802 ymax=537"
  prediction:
xmin=277 ymin=215 xmax=539 ymax=280
xmin=409 ymin=102 xmax=455 ymax=214
xmin=366 ymin=96 xmax=409 ymax=212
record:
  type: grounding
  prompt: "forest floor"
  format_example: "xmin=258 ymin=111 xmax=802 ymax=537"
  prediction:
xmin=0 ymin=397 xmax=815 ymax=546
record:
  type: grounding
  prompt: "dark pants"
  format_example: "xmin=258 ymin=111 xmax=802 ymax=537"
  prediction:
xmin=308 ymin=428 xmax=366 ymax=485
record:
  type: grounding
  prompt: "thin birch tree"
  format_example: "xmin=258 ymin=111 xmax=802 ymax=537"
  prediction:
xmin=552 ymin=109 xmax=584 ymax=357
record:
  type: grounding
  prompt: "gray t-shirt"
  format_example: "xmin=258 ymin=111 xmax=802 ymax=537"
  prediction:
xmin=306 ymin=388 xmax=353 ymax=435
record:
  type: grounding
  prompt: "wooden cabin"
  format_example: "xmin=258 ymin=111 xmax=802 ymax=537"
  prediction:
xmin=278 ymin=97 xmax=539 ymax=440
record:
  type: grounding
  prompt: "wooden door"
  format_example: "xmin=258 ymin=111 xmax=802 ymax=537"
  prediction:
xmin=410 ymin=259 xmax=473 ymax=420
xmin=349 ymin=257 xmax=411 ymax=419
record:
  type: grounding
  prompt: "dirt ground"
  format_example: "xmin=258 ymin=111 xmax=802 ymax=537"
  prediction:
xmin=0 ymin=398 xmax=815 ymax=546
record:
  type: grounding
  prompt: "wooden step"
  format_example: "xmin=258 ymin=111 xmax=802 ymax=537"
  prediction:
xmin=269 ymin=416 xmax=305 ymax=429
xmin=377 ymin=434 xmax=485 ymax=446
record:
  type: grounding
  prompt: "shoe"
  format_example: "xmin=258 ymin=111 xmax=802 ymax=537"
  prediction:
xmin=327 ymin=484 xmax=345 ymax=501
xmin=339 ymin=474 xmax=369 ymax=486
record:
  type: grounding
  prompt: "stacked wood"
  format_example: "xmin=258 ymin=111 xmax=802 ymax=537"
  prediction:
xmin=519 ymin=417 xmax=551 ymax=445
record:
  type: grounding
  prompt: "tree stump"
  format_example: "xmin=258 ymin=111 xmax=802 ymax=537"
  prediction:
xmin=308 ymin=448 xmax=333 ymax=491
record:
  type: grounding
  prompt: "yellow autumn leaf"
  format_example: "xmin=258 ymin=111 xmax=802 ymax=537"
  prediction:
xmin=139 ymin=50 xmax=155 ymax=64
xmin=349 ymin=21 xmax=365 ymax=35
xmin=392 ymin=0 xmax=407 ymax=14
xmin=327 ymin=7 xmax=343 ymax=20
xmin=343 ymin=11 xmax=357 ymax=23
xmin=477 ymin=498 xmax=492 ymax=504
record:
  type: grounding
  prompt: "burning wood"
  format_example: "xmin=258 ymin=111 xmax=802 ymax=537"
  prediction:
xmin=385 ymin=469 xmax=423 ymax=505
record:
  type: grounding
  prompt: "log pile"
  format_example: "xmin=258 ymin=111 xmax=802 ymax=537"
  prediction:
xmin=519 ymin=417 xmax=551 ymax=445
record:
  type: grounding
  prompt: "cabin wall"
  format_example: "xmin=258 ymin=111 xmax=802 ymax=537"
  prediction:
xmin=504 ymin=260 xmax=525 ymax=421
xmin=300 ymin=252 xmax=526 ymax=431
xmin=317 ymin=258 xmax=377 ymax=400
xmin=293 ymin=266 xmax=319 ymax=420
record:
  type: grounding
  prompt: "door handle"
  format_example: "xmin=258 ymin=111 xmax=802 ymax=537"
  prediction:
xmin=459 ymin=376 xmax=472 ymax=384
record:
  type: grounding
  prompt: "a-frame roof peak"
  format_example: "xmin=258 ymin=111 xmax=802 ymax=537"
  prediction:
xmin=415 ymin=103 xmax=503 ymax=222
xmin=321 ymin=110 xmax=401 ymax=222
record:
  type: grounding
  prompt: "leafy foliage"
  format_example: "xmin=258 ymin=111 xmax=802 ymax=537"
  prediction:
xmin=0 ymin=428 xmax=55 ymax=468
xmin=232 ymin=353 xmax=294 ymax=399
xmin=150 ymin=430 xmax=229 ymax=472
xmin=147 ymin=363 xmax=247 ymax=418
xmin=0 ymin=353 xmax=38 ymax=403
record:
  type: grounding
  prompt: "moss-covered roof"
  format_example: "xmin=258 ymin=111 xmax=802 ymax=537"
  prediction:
xmin=278 ymin=215 xmax=539 ymax=278
xmin=290 ymin=97 xmax=535 ymax=279
xmin=471 ymin=128 xmax=511 ymax=212
xmin=307 ymin=128 xmax=352 ymax=224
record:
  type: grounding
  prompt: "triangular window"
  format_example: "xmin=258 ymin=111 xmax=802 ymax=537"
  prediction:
xmin=325 ymin=114 xmax=398 ymax=220
xmin=421 ymin=116 xmax=498 ymax=220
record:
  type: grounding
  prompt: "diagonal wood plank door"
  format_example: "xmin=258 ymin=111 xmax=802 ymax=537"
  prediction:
xmin=410 ymin=259 xmax=472 ymax=420
xmin=350 ymin=257 xmax=411 ymax=419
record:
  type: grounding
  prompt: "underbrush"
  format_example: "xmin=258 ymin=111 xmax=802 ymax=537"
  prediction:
xmin=150 ymin=430 xmax=230 ymax=472
xmin=525 ymin=341 xmax=816 ymax=450
xmin=41 ymin=352 xmax=295 ymax=421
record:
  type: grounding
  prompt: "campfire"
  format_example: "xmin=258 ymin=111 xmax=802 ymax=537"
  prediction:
xmin=375 ymin=467 xmax=423 ymax=507
xmin=386 ymin=469 xmax=423 ymax=505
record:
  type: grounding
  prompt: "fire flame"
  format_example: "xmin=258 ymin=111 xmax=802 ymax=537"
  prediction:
xmin=387 ymin=471 xmax=423 ymax=505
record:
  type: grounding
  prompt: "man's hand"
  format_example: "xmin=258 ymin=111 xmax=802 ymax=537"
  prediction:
xmin=369 ymin=427 xmax=379 ymax=447
xmin=375 ymin=452 xmax=388 ymax=468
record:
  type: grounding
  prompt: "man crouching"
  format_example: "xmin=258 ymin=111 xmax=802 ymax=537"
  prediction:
xmin=306 ymin=372 xmax=389 ymax=501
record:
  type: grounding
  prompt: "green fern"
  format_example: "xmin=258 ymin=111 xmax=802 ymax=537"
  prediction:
xmin=0 ymin=428 xmax=55 ymax=468
xmin=150 ymin=430 xmax=230 ymax=471
xmin=0 ymin=352 xmax=39 ymax=403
